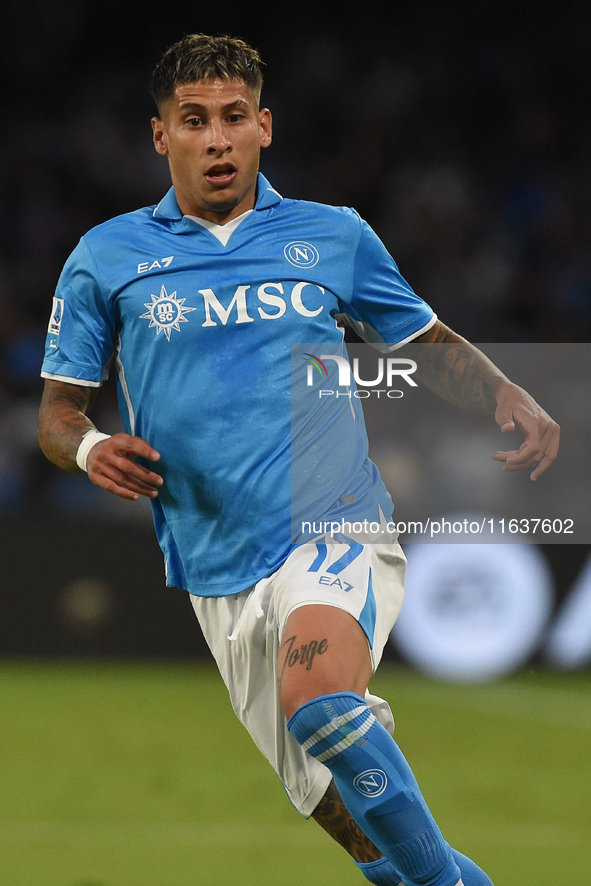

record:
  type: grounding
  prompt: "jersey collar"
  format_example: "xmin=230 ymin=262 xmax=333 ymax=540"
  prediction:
xmin=152 ymin=172 xmax=282 ymax=221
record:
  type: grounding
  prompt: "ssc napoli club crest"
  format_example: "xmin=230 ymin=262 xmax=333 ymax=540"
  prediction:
xmin=140 ymin=285 xmax=196 ymax=340
xmin=284 ymin=241 xmax=320 ymax=268
xmin=353 ymin=769 xmax=388 ymax=797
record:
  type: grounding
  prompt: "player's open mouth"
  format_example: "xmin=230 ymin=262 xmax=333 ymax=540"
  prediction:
xmin=205 ymin=164 xmax=237 ymax=187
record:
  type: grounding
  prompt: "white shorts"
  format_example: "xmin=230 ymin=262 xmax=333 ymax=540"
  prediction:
xmin=190 ymin=539 xmax=406 ymax=818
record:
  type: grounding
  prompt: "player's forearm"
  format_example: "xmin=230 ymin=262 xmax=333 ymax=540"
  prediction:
xmin=411 ymin=320 xmax=510 ymax=412
xmin=38 ymin=381 xmax=97 ymax=472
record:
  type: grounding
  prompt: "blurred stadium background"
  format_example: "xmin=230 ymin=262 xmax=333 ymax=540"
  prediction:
xmin=1 ymin=1 xmax=590 ymax=883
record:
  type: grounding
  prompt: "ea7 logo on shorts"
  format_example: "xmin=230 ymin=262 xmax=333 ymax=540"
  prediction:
xmin=284 ymin=241 xmax=320 ymax=268
xmin=353 ymin=769 xmax=388 ymax=797
xmin=318 ymin=575 xmax=354 ymax=592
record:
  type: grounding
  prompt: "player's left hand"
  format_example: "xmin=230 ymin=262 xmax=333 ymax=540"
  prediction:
xmin=491 ymin=381 xmax=560 ymax=480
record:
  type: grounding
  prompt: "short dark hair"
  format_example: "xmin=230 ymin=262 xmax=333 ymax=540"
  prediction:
xmin=150 ymin=34 xmax=264 ymax=110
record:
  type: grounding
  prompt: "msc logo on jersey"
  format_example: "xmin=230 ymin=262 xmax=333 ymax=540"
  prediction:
xmin=353 ymin=769 xmax=388 ymax=797
xmin=284 ymin=241 xmax=320 ymax=269
xmin=140 ymin=285 xmax=196 ymax=340
xmin=138 ymin=281 xmax=325 ymax=336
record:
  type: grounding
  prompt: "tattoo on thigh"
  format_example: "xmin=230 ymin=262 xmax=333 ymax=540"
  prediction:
xmin=312 ymin=781 xmax=383 ymax=863
xmin=280 ymin=634 xmax=328 ymax=680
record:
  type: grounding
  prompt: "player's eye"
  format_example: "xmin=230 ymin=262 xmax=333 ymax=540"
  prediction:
xmin=227 ymin=114 xmax=245 ymax=123
xmin=187 ymin=117 xmax=203 ymax=127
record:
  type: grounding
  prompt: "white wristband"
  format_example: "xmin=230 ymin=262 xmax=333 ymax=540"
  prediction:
xmin=76 ymin=430 xmax=112 ymax=472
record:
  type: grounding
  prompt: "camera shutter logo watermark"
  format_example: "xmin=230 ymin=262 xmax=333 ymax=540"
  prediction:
xmin=140 ymin=285 xmax=196 ymax=340
xmin=284 ymin=241 xmax=320 ymax=268
xmin=353 ymin=769 xmax=388 ymax=797
xmin=304 ymin=353 xmax=329 ymax=382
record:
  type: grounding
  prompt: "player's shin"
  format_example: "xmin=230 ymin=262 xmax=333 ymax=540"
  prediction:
xmin=288 ymin=692 xmax=462 ymax=886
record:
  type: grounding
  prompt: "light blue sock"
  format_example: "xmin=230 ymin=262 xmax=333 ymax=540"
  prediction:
xmin=450 ymin=851 xmax=494 ymax=886
xmin=356 ymin=850 xmax=494 ymax=886
xmin=288 ymin=692 xmax=462 ymax=886
xmin=355 ymin=855 xmax=405 ymax=885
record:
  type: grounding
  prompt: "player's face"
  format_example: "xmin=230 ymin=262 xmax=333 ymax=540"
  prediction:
xmin=151 ymin=79 xmax=272 ymax=223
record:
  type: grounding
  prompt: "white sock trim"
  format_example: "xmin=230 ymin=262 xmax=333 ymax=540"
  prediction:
xmin=301 ymin=705 xmax=369 ymax=752
xmin=315 ymin=715 xmax=376 ymax=763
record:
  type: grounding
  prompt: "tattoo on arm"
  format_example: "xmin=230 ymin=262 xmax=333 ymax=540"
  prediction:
xmin=311 ymin=780 xmax=383 ymax=863
xmin=409 ymin=320 xmax=508 ymax=412
xmin=38 ymin=381 xmax=98 ymax=471
xmin=279 ymin=634 xmax=328 ymax=681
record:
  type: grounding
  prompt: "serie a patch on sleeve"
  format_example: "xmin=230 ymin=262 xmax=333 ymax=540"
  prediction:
xmin=47 ymin=297 xmax=64 ymax=350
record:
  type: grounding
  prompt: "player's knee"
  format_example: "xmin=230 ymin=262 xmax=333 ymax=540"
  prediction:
xmin=279 ymin=679 xmax=299 ymax=721
xmin=279 ymin=640 xmax=350 ymax=720
xmin=279 ymin=604 xmax=372 ymax=721
xmin=280 ymin=677 xmax=342 ymax=721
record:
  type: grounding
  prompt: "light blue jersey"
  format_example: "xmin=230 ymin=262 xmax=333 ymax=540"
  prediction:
xmin=42 ymin=175 xmax=435 ymax=596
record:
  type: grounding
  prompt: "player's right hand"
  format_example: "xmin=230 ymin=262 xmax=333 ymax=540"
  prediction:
xmin=85 ymin=433 xmax=163 ymax=500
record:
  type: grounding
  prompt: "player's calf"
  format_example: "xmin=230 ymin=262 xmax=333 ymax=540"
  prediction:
xmin=312 ymin=783 xmax=493 ymax=885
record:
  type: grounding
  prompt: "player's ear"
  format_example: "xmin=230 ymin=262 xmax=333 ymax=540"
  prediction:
xmin=152 ymin=117 xmax=169 ymax=156
xmin=259 ymin=108 xmax=272 ymax=149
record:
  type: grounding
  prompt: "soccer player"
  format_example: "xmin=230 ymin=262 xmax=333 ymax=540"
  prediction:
xmin=38 ymin=34 xmax=559 ymax=886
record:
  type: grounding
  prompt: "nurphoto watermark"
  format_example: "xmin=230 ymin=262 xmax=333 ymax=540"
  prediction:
xmin=291 ymin=342 xmax=591 ymax=544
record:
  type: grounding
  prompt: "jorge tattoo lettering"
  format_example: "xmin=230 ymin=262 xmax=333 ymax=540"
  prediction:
xmin=280 ymin=634 xmax=328 ymax=679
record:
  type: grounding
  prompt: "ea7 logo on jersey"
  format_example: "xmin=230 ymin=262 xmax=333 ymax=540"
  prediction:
xmin=137 ymin=256 xmax=174 ymax=274
xmin=140 ymin=285 xmax=196 ymax=340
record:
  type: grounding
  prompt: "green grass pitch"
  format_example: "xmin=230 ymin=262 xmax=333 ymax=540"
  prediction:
xmin=0 ymin=660 xmax=589 ymax=885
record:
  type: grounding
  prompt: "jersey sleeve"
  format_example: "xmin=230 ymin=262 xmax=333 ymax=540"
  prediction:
xmin=336 ymin=214 xmax=436 ymax=349
xmin=41 ymin=237 xmax=116 ymax=385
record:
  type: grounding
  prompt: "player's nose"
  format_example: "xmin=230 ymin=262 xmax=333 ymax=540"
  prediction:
xmin=206 ymin=120 xmax=231 ymax=154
